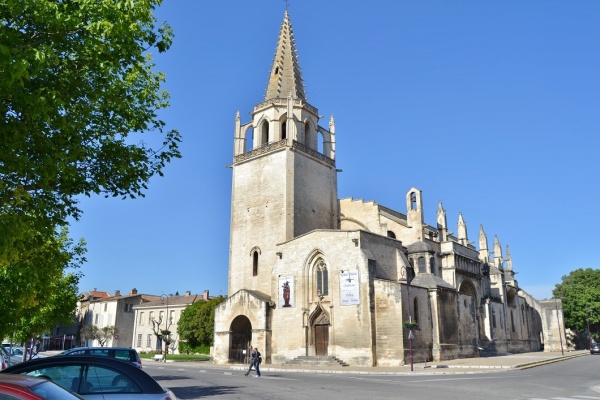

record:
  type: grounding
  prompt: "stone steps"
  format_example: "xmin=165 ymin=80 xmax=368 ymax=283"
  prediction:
xmin=283 ymin=356 xmax=349 ymax=367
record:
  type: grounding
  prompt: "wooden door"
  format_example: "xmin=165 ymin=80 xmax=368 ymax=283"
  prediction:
xmin=315 ymin=325 xmax=329 ymax=356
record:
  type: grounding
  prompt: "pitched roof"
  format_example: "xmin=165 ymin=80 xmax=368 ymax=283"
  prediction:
xmin=134 ymin=294 xmax=202 ymax=309
xmin=264 ymin=11 xmax=306 ymax=101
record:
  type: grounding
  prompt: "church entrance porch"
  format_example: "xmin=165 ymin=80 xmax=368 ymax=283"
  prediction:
xmin=310 ymin=306 xmax=330 ymax=356
xmin=228 ymin=315 xmax=252 ymax=364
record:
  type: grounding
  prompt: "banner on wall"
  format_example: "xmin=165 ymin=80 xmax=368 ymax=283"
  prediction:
xmin=279 ymin=276 xmax=294 ymax=308
xmin=340 ymin=270 xmax=360 ymax=305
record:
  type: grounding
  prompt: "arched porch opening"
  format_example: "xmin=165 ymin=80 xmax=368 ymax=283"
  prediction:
xmin=229 ymin=315 xmax=252 ymax=363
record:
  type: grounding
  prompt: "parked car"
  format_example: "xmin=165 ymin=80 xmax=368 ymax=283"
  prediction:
xmin=60 ymin=347 xmax=142 ymax=369
xmin=590 ymin=342 xmax=600 ymax=354
xmin=5 ymin=346 xmax=30 ymax=366
xmin=0 ymin=373 xmax=85 ymax=399
xmin=1 ymin=355 xmax=177 ymax=399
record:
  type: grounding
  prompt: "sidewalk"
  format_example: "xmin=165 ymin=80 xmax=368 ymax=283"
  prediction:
xmin=225 ymin=350 xmax=588 ymax=375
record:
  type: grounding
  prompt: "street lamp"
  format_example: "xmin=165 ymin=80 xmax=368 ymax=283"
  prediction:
xmin=588 ymin=308 xmax=593 ymax=350
xmin=554 ymin=298 xmax=564 ymax=356
xmin=400 ymin=266 xmax=415 ymax=371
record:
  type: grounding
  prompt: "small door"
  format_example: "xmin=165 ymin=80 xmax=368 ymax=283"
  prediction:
xmin=315 ymin=324 xmax=329 ymax=356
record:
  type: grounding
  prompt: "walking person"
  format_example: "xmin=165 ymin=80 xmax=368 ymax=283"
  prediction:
xmin=244 ymin=346 xmax=254 ymax=376
xmin=253 ymin=348 xmax=261 ymax=377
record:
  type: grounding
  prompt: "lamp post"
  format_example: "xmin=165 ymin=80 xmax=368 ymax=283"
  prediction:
xmin=588 ymin=308 xmax=592 ymax=350
xmin=400 ymin=267 xmax=414 ymax=371
xmin=554 ymin=298 xmax=564 ymax=356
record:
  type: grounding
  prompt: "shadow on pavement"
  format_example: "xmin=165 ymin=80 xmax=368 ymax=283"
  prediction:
xmin=170 ymin=385 xmax=239 ymax=399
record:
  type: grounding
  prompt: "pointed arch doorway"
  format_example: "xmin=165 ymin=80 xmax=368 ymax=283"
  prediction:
xmin=229 ymin=315 xmax=252 ymax=363
xmin=310 ymin=307 xmax=330 ymax=356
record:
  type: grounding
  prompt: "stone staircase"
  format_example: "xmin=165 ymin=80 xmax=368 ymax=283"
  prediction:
xmin=283 ymin=356 xmax=349 ymax=367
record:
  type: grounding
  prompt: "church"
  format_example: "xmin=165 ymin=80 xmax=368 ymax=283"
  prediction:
xmin=213 ymin=11 xmax=565 ymax=366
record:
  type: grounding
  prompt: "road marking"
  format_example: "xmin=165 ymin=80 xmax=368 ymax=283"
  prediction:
xmin=406 ymin=375 xmax=524 ymax=383
xmin=572 ymin=397 xmax=600 ymax=399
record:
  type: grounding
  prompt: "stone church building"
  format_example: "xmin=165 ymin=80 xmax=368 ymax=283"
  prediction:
xmin=213 ymin=11 xmax=565 ymax=366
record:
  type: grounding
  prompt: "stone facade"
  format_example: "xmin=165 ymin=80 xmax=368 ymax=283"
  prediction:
xmin=213 ymin=11 xmax=565 ymax=366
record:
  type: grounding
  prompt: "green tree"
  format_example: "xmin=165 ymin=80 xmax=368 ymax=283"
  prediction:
xmin=97 ymin=326 xmax=119 ymax=347
xmin=178 ymin=297 xmax=226 ymax=353
xmin=80 ymin=324 xmax=100 ymax=344
xmin=0 ymin=227 xmax=84 ymax=341
xmin=0 ymin=0 xmax=181 ymax=267
xmin=553 ymin=268 xmax=600 ymax=339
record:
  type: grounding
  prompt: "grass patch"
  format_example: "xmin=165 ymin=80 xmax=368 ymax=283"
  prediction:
xmin=140 ymin=353 xmax=211 ymax=361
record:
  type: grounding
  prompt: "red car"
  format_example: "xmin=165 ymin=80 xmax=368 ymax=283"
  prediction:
xmin=0 ymin=374 xmax=84 ymax=399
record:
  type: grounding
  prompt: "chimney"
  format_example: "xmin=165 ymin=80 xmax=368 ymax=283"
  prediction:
xmin=185 ymin=291 xmax=191 ymax=296
xmin=114 ymin=290 xmax=120 ymax=297
xmin=203 ymin=290 xmax=209 ymax=301
xmin=130 ymin=288 xmax=138 ymax=295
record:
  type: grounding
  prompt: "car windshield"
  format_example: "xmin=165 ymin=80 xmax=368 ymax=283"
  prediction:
xmin=30 ymin=381 xmax=84 ymax=400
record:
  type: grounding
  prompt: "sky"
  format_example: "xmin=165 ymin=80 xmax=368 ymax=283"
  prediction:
xmin=70 ymin=1 xmax=600 ymax=301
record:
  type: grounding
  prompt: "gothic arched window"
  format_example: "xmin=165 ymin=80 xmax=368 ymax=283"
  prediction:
xmin=316 ymin=261 xmax=328 ymax=296
xmin=429 ymin=257 xmax=435 ymax=273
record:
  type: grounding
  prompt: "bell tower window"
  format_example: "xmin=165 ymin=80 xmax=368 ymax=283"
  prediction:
xmin=410 ymin=192 xmax=417 ymax=210
xmin=261 ymin=121 xmax=269 ymax=145
xmin=253 ymin=251 xmax=259 ymax=276
xmin=281 ymin=120 xmax=287 ymax=139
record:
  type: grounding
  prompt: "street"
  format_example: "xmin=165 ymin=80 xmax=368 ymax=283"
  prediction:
xmin=142 ymin=355 xmax=600 ymax=400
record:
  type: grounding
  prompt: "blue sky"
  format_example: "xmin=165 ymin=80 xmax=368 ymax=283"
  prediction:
xmin=70 ymin=1 xmax=600 ymax=301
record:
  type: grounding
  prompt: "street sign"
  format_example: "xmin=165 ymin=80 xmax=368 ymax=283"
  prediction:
xmin=408 ymin=330 xmax=415 ymax=339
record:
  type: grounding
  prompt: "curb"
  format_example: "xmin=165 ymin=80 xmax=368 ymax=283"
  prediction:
xmin=514 ymin=352 xmax=587 ymax=370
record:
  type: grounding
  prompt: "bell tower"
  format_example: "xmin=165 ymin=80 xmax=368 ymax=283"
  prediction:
xmin=228 ymin=11 xmax=339 ymax=296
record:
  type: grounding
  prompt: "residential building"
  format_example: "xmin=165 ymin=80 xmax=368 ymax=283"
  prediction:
xmin=78 ymin=289 xmax=159 ymax=347
xmin=132 ymin=291 xmax=210 ymax=354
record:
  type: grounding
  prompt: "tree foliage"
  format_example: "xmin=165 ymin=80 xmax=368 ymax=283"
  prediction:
xmin=80 ymin=324 xmax=118 ymax=347
xmin=0 ymin=0 xmax=180 ymax=335
xmin=178 ymin=297 xmax=226 ymax=351
xmin=553 ymin=268 xmax=600 ymax=339
xmin=0 ymin=227 xmax=84 ymax=341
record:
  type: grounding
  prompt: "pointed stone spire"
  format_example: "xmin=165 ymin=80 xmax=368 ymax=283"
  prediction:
xmin=265 ymin=11 xmax=306 ymax=101
xmin=457 ymin=212 xmax=468 ymax=245
xmin=478 ymin=225 xmax=489 ymax=262
xmin=505 ymin=245 xmax=513 ymax=271
xmin=436 ymin=202 xmax=447 ymax=229
xmin=493 ymin=235 xmax=503 ymax=269
xmin=437 ymin=201 xmax=447 ymax=241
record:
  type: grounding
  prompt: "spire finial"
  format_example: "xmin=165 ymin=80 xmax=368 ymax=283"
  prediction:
xmin=284 ymin=0 xmax=289 ymax=11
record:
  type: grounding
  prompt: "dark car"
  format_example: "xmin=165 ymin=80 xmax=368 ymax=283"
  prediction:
xmin=60 ymin=347 xmax=142 ymax=369
xmin=0 ymin=373 xmax=85 ymax=399
xmin=591 ymin=342 xmax=600 ymax=354
xmin=1 ymin=355 xmax=176 ymax=399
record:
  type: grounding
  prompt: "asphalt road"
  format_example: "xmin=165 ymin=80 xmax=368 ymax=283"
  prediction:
xmin=143 ymin=356 xmax=600 ymax=400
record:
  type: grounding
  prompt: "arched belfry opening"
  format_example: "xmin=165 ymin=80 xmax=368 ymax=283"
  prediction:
xmin=260 ymin=120 xmax=269 ymax=145
xmin=309 ymin=306 xmax=330 ymax=356
xmin=281 ymin=118 xmax=287 ymax=140
xmin=229 ymin=315 xmax=252 ymax=363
